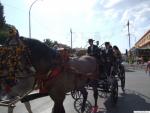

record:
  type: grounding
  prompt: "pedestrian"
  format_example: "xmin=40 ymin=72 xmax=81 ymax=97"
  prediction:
xmin=145 ymin=60 xmax=150 ymax=76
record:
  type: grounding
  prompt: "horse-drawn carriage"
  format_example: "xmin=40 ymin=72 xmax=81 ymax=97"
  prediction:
xmin=0 ymin=37 xmax=125 ymax=113
xmin=71 ymin=58 xmax=125 ymax=113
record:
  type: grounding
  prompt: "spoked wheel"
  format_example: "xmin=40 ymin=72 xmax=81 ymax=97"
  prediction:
xmin=110 ymin=78 xmax=118 ymax=105
xmin=74 ymin=98 xmax=92 ymax=113
xmin=71 ymin=90 xmax=82 ymax=100
xmin=98 ymin=81 xmax=108 ymax=98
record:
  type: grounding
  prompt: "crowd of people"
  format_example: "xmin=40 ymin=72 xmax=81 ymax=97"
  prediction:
xmin=87 ymin=38 xmax=122 ymax=77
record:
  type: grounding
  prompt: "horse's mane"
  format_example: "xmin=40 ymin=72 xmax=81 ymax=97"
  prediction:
xmin=21 ymin=37 xmax=56 ymax=56
xmin=20 ymin=37 xmax=57 ymax=70
xmin=21 ymin=37 xmax=50 ymax=50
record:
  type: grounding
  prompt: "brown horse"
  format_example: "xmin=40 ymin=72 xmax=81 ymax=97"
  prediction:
xmin=0 ymin=37 xmax=99 ymax=113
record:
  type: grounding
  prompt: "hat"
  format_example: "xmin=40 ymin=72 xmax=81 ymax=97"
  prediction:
xmin=105 ymin=42 xmax=110 ymax=45
xmin=88 ymin=39 xmax=94 ymax=42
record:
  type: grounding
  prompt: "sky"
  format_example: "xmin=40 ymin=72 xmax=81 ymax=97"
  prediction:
xmin=1 ymin=0 xmax=150 ymax=53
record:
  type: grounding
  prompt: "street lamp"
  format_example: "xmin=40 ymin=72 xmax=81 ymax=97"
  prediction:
xmin=29 ymin=0 xmax=41 ymax=38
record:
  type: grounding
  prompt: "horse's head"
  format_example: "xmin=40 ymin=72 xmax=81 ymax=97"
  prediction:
xmin=0 ymin=37 xmax=62 ymax=101
xmin=21 ymin=37 xmax=61 ymax=74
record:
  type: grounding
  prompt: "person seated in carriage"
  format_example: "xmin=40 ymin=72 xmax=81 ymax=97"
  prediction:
xmin=87 ymin=38 xmax=99 ymax=58
xmin=104 ymin=42 xmax=115 ymax=77
xmin=112 ymin=45 xmax=122 ymax=73
xmin=87 ymin=39 xmax=109 ymax=80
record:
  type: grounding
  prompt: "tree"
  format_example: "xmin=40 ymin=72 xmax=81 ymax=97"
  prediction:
xmin=43 ymin=39 xmax=54 ymax=47
xmin=0 ymin=24 xmax=11 ymax=45
xmin=0 ymin=2 xmax=5 ymax=28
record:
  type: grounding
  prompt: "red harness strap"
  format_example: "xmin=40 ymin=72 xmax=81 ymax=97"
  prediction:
xmin=37 ymin=67 xmax=62 ymax=93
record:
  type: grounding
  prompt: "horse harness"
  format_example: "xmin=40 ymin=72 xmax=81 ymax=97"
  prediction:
xmin=0 ymin=43 xmax=35 ymax=93
xmin=35 ymin=49 xmax=71 ymax=93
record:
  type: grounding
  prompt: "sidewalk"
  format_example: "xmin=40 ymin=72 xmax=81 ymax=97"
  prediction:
xmin=124 ymin=63 xmax=146 ymax=71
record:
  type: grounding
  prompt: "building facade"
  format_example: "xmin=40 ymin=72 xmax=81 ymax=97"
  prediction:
xmin=131 ymin=29 xmax=150 ymax=62
xmin=135 ymin=30 xmax=150 ymax=48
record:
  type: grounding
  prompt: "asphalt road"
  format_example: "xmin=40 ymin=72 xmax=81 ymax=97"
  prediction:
xmin=0 ymin=69 xmax=150 ymax=113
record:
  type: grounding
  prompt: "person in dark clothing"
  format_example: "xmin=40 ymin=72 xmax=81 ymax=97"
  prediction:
xmin=87 ymin=39 xmax=99 ymax=58
xmin=87 ymin=39 xmax=100 ymax=111
xmin=113 ymin=46 xmax=122 ymax=65
xmin=104 ymin=42 xmax=115 ymax=77
xmin=113 ymin=45 xmax=122 ymax=73
xmin=113 ymin=46 xmax=122 ymax=62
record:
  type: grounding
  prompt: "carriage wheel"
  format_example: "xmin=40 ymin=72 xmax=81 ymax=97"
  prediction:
xmin=74 ymin=98 xmax=92 ymax=113
xmin=71 ymin=90 xmax=82 ymax=100
xmin=110 ymin=79 xmax=118 ymax=105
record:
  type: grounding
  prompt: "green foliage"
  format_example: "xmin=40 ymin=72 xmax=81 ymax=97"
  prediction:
xmin=0 ymin=32 xmax=8 ymax=45
xmin=43 ymin=39 xmax=54 ymax=47
xmin=0 ymin=24 xmax=12 ymax=45
xmin=0 ymin=2 xmax=5 ymax=28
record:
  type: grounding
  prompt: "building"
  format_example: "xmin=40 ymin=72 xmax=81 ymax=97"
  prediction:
xmin=131 ymin=29 xmax=150 ymax=62
xmin=135 ymin=30 xmax=150 ymax=48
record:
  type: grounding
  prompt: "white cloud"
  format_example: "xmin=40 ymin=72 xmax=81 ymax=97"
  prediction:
xmin=120 ymin=2 xmax=150 ymax=42
xmin=2 ymin=0 xmax=150 ymax=52
xmin=24 ymin=0 xmax=150 ymax=52
xmin=103 ymin=0 xmax=122 ymax=8
xmin=104 ymin=9 xmax=119 ymax=19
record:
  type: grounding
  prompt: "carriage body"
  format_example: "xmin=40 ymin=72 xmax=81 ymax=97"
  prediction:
xmin=71 ymin=47 xmax=126 ymax=113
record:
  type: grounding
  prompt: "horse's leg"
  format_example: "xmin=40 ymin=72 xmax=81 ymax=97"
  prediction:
xmin=79 ymin=87 xmax=88 ymax=113
xmin=24 ymin=102 xmax=33 ymax=113
xmin=88 ymin=85 xmax=98 ymax=113
xmin=90 ymin=80 xmax=98 ymax=108
xmin=50 ymin=93 xmax=66 ymax=113
xmin=93 ymin=86 xmax=98 ymax=107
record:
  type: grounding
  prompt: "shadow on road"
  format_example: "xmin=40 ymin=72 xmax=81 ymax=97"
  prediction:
xmin=96 ymin=89 xmax=150 ymax=113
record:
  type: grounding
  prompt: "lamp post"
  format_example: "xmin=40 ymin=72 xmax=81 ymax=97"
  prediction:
xmin=29 ymin=0 xmax=40 ymax=38
xmin=127 ymin=20 xmax=131 ymax=49
xmin=70 ymin=28 xmax=72 ymax=49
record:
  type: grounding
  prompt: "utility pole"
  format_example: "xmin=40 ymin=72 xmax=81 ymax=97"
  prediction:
xmin=70 ymin=28 xmax=72 ymax=49
xmin=127 ymin=20 xmax=131 ymax=49
xmin=29 ymin=0 xmax=41 ymax=38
